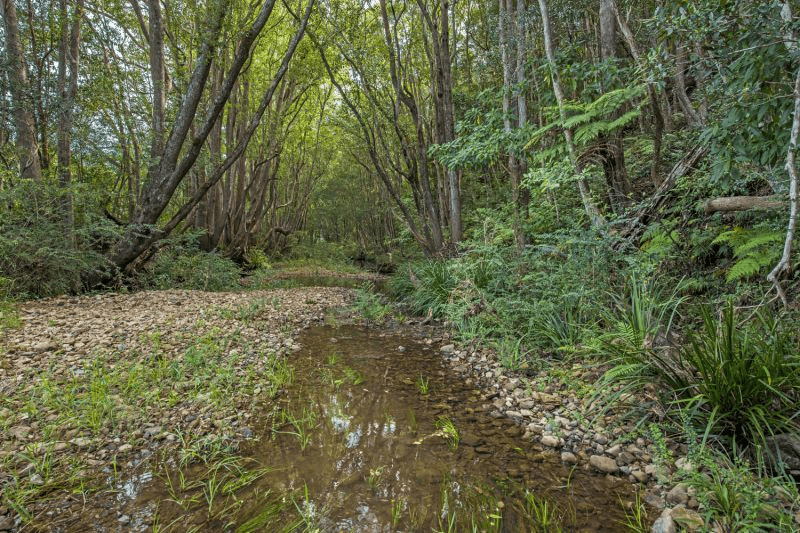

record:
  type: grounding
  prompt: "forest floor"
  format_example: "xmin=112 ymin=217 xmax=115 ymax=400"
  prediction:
xmin=1 ymin=276 xmax=796 ymax=531
xmin=0 ymin=280 xmax=376 ymax=531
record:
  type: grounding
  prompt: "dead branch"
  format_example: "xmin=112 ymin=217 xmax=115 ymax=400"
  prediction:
xmin=616 ymin=144 xmax=708 ymax=248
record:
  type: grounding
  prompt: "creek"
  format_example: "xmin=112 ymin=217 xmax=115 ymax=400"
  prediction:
xmin=132 ymin=324 xmax=634 ymax=532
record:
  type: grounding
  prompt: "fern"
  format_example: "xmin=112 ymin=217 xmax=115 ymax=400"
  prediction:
xmin=712 ymin=227 xmax=784 ymax=282
xmin=727 ymin=257 xmax=763 ymax=282
xmin=732 ymin=231 xmax=783 ymax=255
xmin=523 ymin=83 xmax=646 ymax=157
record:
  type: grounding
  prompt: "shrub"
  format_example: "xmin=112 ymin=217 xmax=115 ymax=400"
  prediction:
xmin=0 ymin=277 xmax=21 ymax=331
xmin=677 ymin=303 xmax=800 ymax=451
xmin=142 ymin=233 xmax=242 ymax=291
xmin=680 ymin=442 xmax=799 ymax=531
xmin=592 ymin=276 xmax=687 ymax=424
xmin=353 ymin=282 xmax=391 ymax=323
xmin=388 ymin=260 xmax=457 ymax=318
xmin=244 ymin=248 xmax=271 ymax=270
xmin=0 ymin=180 xmax=118 ymax=297
xmin=598 ymin=295 xmax=800 ymax=454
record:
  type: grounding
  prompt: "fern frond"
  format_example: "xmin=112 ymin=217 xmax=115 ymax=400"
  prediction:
xmin=727 ymin=257 xmax=762 ymax=282
xmin=711 ymin=228 xmax=742 ymax=246
xmin=603 ymin=362 xmax=647 ymax=381
xmin=586 ymin=84 xmax=647 ymax=114
xmin=608 ymin=108 xmax=642 ymax=131
xmin=563 ymin=112 xmax=594 ymax=130
xmin=733 ymin=231 xmax=783 ymax=256
xmin=574 ymin=120 xmax=611 ymax=144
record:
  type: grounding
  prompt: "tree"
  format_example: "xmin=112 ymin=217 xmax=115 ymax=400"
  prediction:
xmin=499 ymin=0 xmax=530 ymax=248
xmin=597 ymin=0 xmax=629 ymax=212
xmin=1 ymin=0 xmax=42 ymax=181
xmin=537 ymin=0 xmax=605 ymax=227
xmin=107 ymin=0 xmax=315 ymax=275
xmin=417 ymin=0 xmax=462 ymax=244
xmin=56 ymin=0 xmax=84 ymax=243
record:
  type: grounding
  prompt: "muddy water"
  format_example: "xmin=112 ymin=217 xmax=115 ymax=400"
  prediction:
xmin=144 ymin=325 xmax=635 ymax=531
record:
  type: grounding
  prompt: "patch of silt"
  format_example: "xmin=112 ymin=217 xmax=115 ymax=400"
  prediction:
xmin=139 ymin=324 xmax=636 ymax=532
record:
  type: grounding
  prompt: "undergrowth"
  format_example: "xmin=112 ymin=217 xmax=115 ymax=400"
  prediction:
xmin=389 ymin=200 xmax=800 ymax=531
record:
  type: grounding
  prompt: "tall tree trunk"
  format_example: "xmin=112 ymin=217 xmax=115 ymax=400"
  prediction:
xmin=537 ymin=0 xmax=606 ymax=227
xmin=500 ymin=0 xmax=526 ymax=249
xmin=1 ymin=0 xmax=42 ymax=181
xmin=598 ymin=0 xmax=629 ymax=212
xmin=441 ymin=2 xmax=461 ymax=245
xmin=380 ymin=0 xmax=443 ymax=252
xmin=147 ymin=0 xmax=166 ymax=160
xmin=56 ymin=0 xmax=83 ymax=245
xmin=611 ymin=0 xmax=664 ymax=186
xmin=514 ymin=0 xmax=530 ymax=231
xmin=418 ymin=0 xmax=462 ymax=246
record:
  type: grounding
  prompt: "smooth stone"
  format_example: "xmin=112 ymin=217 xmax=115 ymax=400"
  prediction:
xmin=669 ymin=506 xmax=705 ymax=531
xmin=606 ymin=444 xmax=622 ymax=457
xmin=541 ymin=435 xmax=561 ymax=448
xmin=589 ymin=455 xmax=619 ymax=474
xmin=561 ymin=451 xmax=579 ymax=464
xmin=616 ymin=451 xmax=635 ymax=465
xmin=143 ymin=426 xmax=162 ymax=438
xmin=70 ymin=437 xmax=92 ymax=448
xmin=9 ymin=426 xmax=31 ymax=440
xmin=666 ymin=485 xmax=689 ymax=506
xmin=651 ymin=508 xmax=676 ymax=533
xmin=675 ymin=456 xmax=695 ymax=472
xmin=0 ymin=515 xmax=14 ymax=531
xmin=765 ymin=434 xmax=800 ymax=471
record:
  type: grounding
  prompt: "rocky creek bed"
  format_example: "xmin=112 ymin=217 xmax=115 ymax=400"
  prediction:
xmin=0 ymin=284 xmax=730 ymax=531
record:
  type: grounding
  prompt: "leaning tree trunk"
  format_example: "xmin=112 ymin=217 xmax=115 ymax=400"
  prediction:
xmin=108 ymin=0 xmax=314 ymax=276
xmin=767 ymin=2 xmax=800 ymax=305
xmin=379 ymin=0 xmax=444 ymax=252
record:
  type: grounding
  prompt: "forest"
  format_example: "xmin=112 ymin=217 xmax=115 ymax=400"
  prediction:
xmin=1 ymin=0 xmax=800 ymax=531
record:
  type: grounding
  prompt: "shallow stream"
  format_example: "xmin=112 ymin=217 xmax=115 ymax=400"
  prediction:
xmin=132 ymin=324 xmax=635 ymax=532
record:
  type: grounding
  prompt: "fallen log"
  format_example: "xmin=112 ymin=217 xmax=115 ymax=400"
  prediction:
xmin=704 ymin=195 xmax=786 ymax=214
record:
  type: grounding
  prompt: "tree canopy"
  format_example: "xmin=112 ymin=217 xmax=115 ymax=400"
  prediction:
xmin=1 ymin=0 xmax=799 ymax=301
